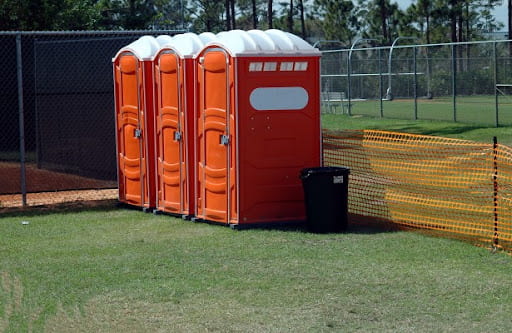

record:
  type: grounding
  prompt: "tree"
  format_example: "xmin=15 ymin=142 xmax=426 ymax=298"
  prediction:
xmin=0 ymin=0 xmax=103 ymax=30
xmin=469 ymin=1 xmax=503 ymax=36
xmin=408 ymin=0 xmax=434 ymax=44
xmin=377 ymin=0 xmax=389 ymax=42
xmin=355 ymin=0 xmax=402 ymax=44
xmin=287 ymin=0 xmax=294 ymax=33
xmin=0 ymin=0 xmax=19 ymax=30
xmin=147 ymin=0 xmax=189 ymax=30
xmin=189 ymin=0 xmax=224 ymax=32
xmin=268 ymin=0 xmax=273 ymax=28
xmin=97 ymin=0 xmax=162 ymax=30
xmin=252 ymin=0 xmax=258 ymax=28
xmin=230 ymin=0 xmax=236 ymax=29
xmin=298 ymin=0 xmax=306 ymax=38
xmin=226 ymin=0 xmax=232 ymax=30
xmin=313 ymin=0 xmax=356 ymax=44
xmin=225 ymin=0 xmax=237 ymax=30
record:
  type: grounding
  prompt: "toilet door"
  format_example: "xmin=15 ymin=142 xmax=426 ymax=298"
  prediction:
xmin=198 ymin=50 xmax=231 ymax=222
xmin=155 ymin=52 xmax=185 ymax=213
xmin=114 ymin=53 xmax=144 ymax=206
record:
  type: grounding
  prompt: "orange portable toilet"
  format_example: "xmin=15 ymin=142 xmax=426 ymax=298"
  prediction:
xmin=194 ymin=29 xmax=322 ymax=227
xmin=153 ymin=33 xmax=215 ymax=217
xmin=113 ymin=36 xmax=160 ymax=210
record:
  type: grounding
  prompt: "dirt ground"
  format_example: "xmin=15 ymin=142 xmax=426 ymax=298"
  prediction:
xmin=0 ymin=189 xmax=118 ymax=209
xmin=0 ymin=162 xmax=118 ymax=209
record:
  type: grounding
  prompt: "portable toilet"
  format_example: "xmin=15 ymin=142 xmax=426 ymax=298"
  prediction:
xmin=194 ymin=29 xmax=322 ymax=227
xmin=153 ymin=33 xmax=215 ymax=217
xmin=113 ymin=36 xmax=160 ymax=210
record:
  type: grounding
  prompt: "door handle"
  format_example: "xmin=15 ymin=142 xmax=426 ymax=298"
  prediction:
xmin=220 ymin=134 xmax=230 ymax=145
xmin=174 ymin=131 xmax=182 ymax=141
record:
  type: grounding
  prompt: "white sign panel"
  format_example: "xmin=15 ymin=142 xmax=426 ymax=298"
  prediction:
xmin=249 ymin=87 xmax=309 ymax=111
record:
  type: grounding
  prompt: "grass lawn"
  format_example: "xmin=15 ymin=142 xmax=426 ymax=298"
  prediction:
xmin=325 ymin=95 xmax=512 ymax=127
xmin=321 ymin=113 xmax=512 ymax=147
xmin=1 ymin=204 xmax=512 ymax=331
xmin=2 ymin=108 xmax=512 ymax=331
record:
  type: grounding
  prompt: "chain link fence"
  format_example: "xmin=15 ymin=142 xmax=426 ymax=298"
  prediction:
xmin=4 ymin=32 xmax=512 ymax=209
xmin=0 ymin=30 xmax=182 ymax=208
xmin=321 ymin=39 xmax=512 ymax=126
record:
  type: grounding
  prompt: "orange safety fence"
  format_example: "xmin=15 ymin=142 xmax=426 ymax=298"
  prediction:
xmin=323 ymin=129 xmax=512 ymax=252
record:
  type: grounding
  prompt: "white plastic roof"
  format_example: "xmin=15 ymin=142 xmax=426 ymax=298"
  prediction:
xmin=113 ymin=35 xmax=160 ymax=61
xmin=208 ymin=29 xmax=320 ymax=56
xmin=161 ymin=33 xmax=206 ymax=58
xmin=156 ymin=35 xmax=173 ymax=46
xmin=155 ymin=32 xmax=217 ymax=58
xmin=198 ymin=32 xmax=217 ymax=44
xmin=114 ymin=29 xmax=319 ymax=62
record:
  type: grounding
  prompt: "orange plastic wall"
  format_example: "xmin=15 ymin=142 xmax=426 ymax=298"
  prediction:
xmin=113 ymin=53 xmax=156 ymax=209
xmin=237 ymin=56 xmax=321 ymax=224
xmin=195 ymin=47 xmax=321 ymax=225
xmin=154 ymin=52 xmax=196 ymax=216
xmin=196 ymin=49 xmax=237 ymax=223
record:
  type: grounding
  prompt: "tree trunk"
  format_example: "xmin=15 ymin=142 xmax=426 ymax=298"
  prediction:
xmin=426 ymin=13 xmax=430 ymax=44
xmin=457 ymin=1 xmax=463 ymax=71
xmin=231 ymin=0 xmax=236 ymax=29
xmin=287 ymin=0 xmax=294 ymax=33
xmin=268 ymin=0 xmax=273 ymax=29
xmin=226 ymin=0 xmax=231 ymax=30
xmin=252 ymin=0 xmax=258 ymax=29
xmin=450 ymin=0 xmax=457 ymax=43
xmin=299 ymin=0 xmax=306 ymax=38
xmin=378 ymin=0 xmax=389 ymax=43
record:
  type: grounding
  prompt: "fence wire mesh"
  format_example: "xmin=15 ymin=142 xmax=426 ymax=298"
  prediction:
xmin=321 ymin=40 xmax=512 ymax=126
xmin=0 ymin=31 xmax=181 ymax=208
xmin=323 ymin=129 xmax=512 ymax=252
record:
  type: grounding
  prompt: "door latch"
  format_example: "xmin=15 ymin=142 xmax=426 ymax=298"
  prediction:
xmin=174 ymin=131 xmax=182 ymax=141
xmin=134 ymin=128 xmax=142 ymax=138
xmin=220 ymin=134 xmax=230 ymax=145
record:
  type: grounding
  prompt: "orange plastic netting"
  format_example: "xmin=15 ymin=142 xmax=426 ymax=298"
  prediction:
xmin=323 ymin=129 xmax=512 ymax=251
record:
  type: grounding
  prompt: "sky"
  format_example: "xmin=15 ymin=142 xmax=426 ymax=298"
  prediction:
xmin=394 ymin=0 xmax=508 ymax=29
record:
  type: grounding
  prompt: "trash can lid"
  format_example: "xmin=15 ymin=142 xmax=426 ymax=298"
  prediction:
xmin=300 ymin=166 xmax=350 ymax=179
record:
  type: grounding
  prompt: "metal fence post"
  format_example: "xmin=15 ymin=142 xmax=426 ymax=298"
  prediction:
xmin=494 ymin=42 xmax=499 ymax=127
xmin=379 ymin=48 xmax=383 ymax=117
xmin=451 ymin=44 xmax=457 ymax=122
xmin=413 ymin=46 xmax=418 ymax=120
xmin=16 ymin=33 xmax=27 ymax=207
xmin=347 ymin=50 xmax=352 ymax=116
xmin=493 ymin=136 xmax=499 ymax=249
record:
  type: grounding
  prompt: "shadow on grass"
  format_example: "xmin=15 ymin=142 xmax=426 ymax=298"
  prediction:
xmin=232 ymin=214 xmax=403 ymax=235
xmin=2 ymin=201 xmax=404 ymax=236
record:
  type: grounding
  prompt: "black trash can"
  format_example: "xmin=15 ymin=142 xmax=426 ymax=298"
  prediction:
xmin=300 ymin=167 xmax=350 ymax=233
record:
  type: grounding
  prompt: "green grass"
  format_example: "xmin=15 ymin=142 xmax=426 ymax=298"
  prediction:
xmin=1 ymin=205 xmax=512 ymax=331
xmin=325 ymin=95 xmax=512 ymax=127
xmin=3 ymin=100 xmax=512 ymax=331
xmin=322 ymin=113 xmax=512 ymax=146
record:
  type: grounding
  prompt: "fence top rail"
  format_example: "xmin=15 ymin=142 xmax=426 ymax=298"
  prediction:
xmin=321 ymin=39 xmax=512 ymax=54
xmin=0 ymin=30 xmax=187 ymax=36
